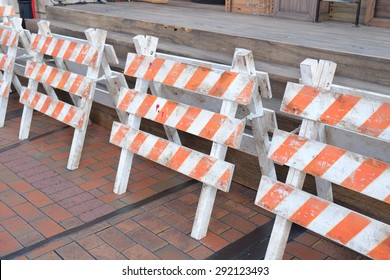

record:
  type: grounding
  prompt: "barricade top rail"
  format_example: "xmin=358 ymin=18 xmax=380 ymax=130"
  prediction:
xmin=124 ymin=53 xmax=258 ymax=105
xmin=281 ymin=82 xmax=390 ymax=142
xmin=29 ymin=33 xmax=103 ymax=67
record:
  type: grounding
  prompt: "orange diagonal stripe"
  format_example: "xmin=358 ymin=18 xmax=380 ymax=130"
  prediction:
xmin=125 ymin=55 xmax=145 ymax=77
xmin=75 ymin=44 xmax=90 ymax=64
xmin=63 ymin=41 xmax=77 ymax=61
xmin=216 ymin=168 xmax=232 ymax=192
xmin=358 ymin=103 xmax=390 ymax=138
xmin=45 ymin=66 xmax=59 ymax=85
xmin=51 ymin=101 xmax=65 ymax=119
xmin=284 ymin=86 xmax=321 ymax=115
xmin=224 ymin=122 xmax=244 ymax=148
xmin=290 ymin=197 xmax=329 ymax=227
xmin=30 ymin=34 xmax=41 ymax=51
xmin=51 ymin=39 xmax=65 ymax=57
xmin=368 ymin=236 xmax=390 ymax=260
xmin=63 ymin=106 xmax=77 ymax=125
xmin=341 ymin=158 xmax=388 ymax=192
xmin=57 ymin=71 xmax=71 ymax=90
xmin=40 ymin=97 xmax=51 ymax=114
xmin=30 ymin=93 xmax=41 ymax=109
xmin=257 ymin=181 xmax=293 ymax=211
xmin=303 ymin=145 xmax=346 ymax=177
xmin=143 ymin=58 xmax=165 ymax=81
xmin=320 ymin=94 xmax=361 ymax=126
xmin=189 ymin=156 xmax=216 ymax=181
xmin=155 ymin=100 xmax=178 ymax=124
xmin=136 ymin=94 xmax=158 ymax=117
xmin=270 ymin=133 xmax=308 ymax=165
xmin=184 ymin=66 xmax=211 ymax=91
xmin=326 ymin=212 xmax=371 ymax=244
xmin=163 ymin=62 xmax=187 ymax=86
xmin=0 ymin=55 xmax=7 ymax=70
xmin=2 ymin=29 xmax=10 ymax=46
xmin=69 ymin=75 xmax=84 ymax=96
xmin=209 ymin=71 xmax=238 ymax=98
xmin=111 ymin=124 xmax=130 ymax=146
xmin=20 ymin=89 xmax=30 ymax=103
xmin=128 ymin=131 xmax=148 ymax=154
xmin=167 ymin=147 xmax=191 ymax=171
xmin=35 ymin=64 xmax=48 ymax=82
xmin=176 ymin=107 xmax=202 ymax=131
xmin=118 ymin=90 xmax=137 ymax=111
xmin=40 ymin=37 xmax=53 ymax=54
xmin=198 ymin=114 xmax=227 ymax=140
xmin=147 ymin=138 xmax=169 ymax=162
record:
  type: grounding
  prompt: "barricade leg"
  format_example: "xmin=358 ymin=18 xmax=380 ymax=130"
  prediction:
xmin=19 ymin=105 xmax=33 ymax=139
xmin=67 ymin=128 xmax=87 ymax=170
xmin=0 ymin=95 xmax=8 ymax=127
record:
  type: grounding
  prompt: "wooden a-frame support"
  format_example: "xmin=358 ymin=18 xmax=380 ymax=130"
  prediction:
xmin=111 ymin=35 xmax=277 ymax=240
xmin=263 ymin=58 xmax=337 ymax=259
xmin=19 ymin=20 xmax=107 ymax=170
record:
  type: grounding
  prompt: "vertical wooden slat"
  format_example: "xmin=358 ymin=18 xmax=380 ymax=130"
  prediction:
xmin=113 ymin=35 xmax=159 ymax=195
xmin=264 ymin=58 xmax=337 ymax=260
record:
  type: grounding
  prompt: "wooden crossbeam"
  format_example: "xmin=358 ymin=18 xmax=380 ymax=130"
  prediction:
xmin=29 ymin=34 xmax=101 ymax=67
xmin=117 ymin=88 xmax=246 ymax=148
xmin=25 ymin=61 xmax=93 ymax=100
xmin=20 ymin=88 xmax=86 ymax=129
xmin=256 ymin=176 xmax=390 ymax=260
xmin=269 ymin=129 xmax=390 ymax=204
xmin=110 ymin=122 xmax=235 ymax=192
xmin=124 ymin=53 xmax=257 ymax=105
xmin=282 ymin=82 xmax=390 ymax=142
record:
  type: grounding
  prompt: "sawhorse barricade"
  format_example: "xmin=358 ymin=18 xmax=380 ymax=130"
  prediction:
xmin=110 ymin=35 xmax=277 ymax=240
xmin=255 ymin=59 xmax=390 ymax=259
xmin=18 ymin=20 xmax=107 ymax=170
xmin=0 ymin=17 xmax=18 ymax=127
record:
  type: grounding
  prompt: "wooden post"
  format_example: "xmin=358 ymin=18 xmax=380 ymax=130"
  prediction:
xmin=191 ymin=48 xmax=254 ymax=240
xmin=67 ymin=28 xmax=107 ymax=170
xmin=264 ymin=58 xmax=336 ymax=259
xmin=113 ymin=35 xmax=158 ymax=195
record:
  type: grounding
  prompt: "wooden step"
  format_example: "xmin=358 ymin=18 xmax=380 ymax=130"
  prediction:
xmin=43 ymin=3 xmax=390 ymax=87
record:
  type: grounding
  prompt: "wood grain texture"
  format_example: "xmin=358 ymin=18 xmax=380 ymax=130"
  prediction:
xmin=44 ymin=3 xmax=390 ymax=86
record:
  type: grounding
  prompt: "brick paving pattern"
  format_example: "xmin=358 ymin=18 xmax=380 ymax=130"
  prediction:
xmin=0 ymin=94 xmax=368 ymax=260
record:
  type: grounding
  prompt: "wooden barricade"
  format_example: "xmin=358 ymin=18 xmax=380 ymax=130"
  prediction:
xmin=255 ymin=59 xmax=390 ymax=260
xmin=110 ymin=35 xmax=277 ymax=240
xmin=0 ymin=19 xmax=18 ymax=127
xmin=19 ymin=20 xmax=107 ymax=170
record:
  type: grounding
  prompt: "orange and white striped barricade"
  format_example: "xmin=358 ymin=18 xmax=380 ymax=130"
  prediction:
xmin=255 ymin=59 xmax=390 ymax=259
xmin=18 ymin=20 xmax=107 ymax=170
xmin=110 ymin=42 xmax=277 ymax=240
xmin=0 ymin=20 xmax=18 ymax=127
xmin=37 ymin=24 xmax=128 ymax=124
